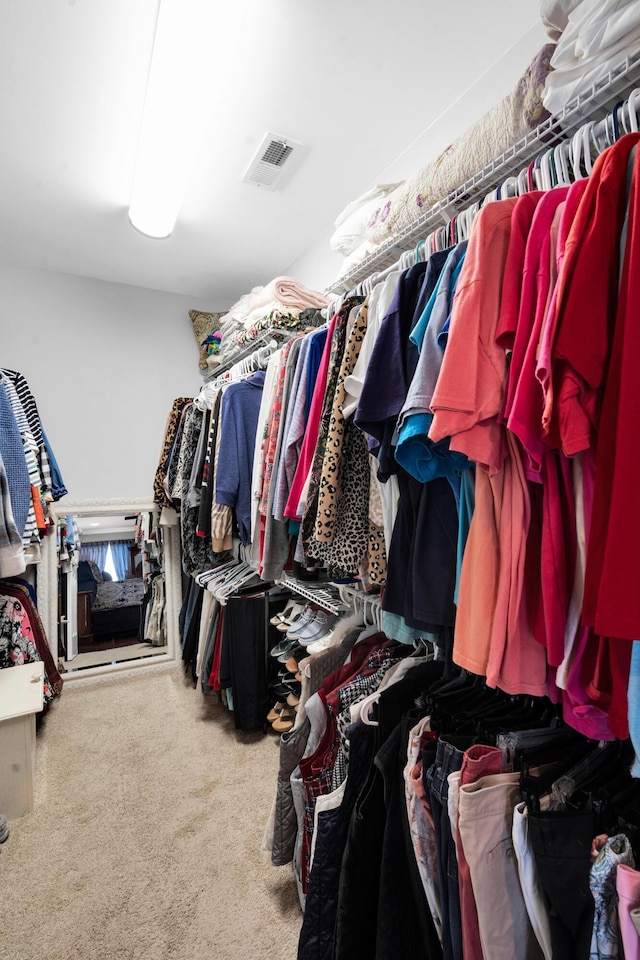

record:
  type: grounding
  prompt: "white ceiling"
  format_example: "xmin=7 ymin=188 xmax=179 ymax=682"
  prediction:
xmin=0 ymin=0 xmax=545 ymax=307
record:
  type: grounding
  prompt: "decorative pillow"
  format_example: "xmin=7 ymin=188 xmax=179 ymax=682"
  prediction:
xmin=189 ymin=310 xmax=226 ymax=371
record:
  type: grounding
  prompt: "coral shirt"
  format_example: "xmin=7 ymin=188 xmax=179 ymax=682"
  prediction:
xmin=429 ymin=199 xmax=547 ymax=695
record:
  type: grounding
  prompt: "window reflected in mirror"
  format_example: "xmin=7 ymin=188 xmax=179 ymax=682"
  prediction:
xmin=57 ymin=510 xmax=167 ymax=672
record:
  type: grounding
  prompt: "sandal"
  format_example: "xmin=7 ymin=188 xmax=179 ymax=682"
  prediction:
xmin=271 ymin=706 xmax=296 ymax=733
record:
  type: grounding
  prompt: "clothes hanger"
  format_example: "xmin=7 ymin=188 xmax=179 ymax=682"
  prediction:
xmin=625 ymin=89 xmax=640 ymax=133
xmin=539 ymin=151 xmax=554 ymax=191
xmin=515 ymin=166 xmax=529 ymax=196
xmin=551 ymin=740 xmax=621 ymax=807
xmin=554 ymin=141 xmax=573 ymax=186
xmin=501 ymin=176 xmax=519 ymax=199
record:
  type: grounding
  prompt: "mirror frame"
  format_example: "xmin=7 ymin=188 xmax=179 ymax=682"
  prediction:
xmin=40 ymin=498 xmax=183 ymax=680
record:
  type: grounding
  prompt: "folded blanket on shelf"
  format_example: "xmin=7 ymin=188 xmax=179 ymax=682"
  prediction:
xmin=330 ymin=183 xmax=402 ymax=255
xmin=543 ymin=0 xmax=640 ymax=115
xmin=247 ymin=276 xmax=328 ymax=313
xmin=364 ymin=44 xmax=554 ymax=247
xmin=540 ymin=0 xmax=583 ymax=41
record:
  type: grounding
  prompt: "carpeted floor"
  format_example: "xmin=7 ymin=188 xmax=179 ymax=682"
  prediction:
xmin=0 ymin=662 xmax=301 ymax=960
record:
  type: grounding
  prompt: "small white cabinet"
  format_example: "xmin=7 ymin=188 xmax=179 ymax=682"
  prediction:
xmin=0 ymin=661 xmax=44 ymax=819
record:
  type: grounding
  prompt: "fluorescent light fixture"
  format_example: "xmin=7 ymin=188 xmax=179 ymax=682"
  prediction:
xmin=90 ymin=523 xmax=100 ymax=527
xmin=128 ymin=0 xmax=218 ymax=239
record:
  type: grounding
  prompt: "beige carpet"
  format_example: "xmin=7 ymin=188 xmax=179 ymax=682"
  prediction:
xmin=0 ymin=663 xmax=301 ymax=960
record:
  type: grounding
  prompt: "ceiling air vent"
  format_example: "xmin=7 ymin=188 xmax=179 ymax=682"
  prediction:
xmin=242 ymin=132 xmax=304 ymax=190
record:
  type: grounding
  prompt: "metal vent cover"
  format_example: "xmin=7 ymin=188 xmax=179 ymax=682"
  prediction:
xmin=242 ymin=132 xmax=303 ymax=189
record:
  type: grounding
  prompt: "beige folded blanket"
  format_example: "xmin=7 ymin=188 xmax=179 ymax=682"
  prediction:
xmin=247 ymin=276 xmax=328 ymax=312
xmin=365 ymin=44 xmax=554 ymax=247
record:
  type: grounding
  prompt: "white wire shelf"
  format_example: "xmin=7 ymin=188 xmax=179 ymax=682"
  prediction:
xmin=277 ymin=575 xmax=343 ymax=615
xmin=327 ymin=50 xmax=640 ymax=294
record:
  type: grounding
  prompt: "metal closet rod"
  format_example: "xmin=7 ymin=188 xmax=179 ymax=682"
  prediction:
xmin=327 ymin=49 xmax=640 ymax=296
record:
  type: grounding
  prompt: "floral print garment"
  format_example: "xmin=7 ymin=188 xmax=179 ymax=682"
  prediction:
xmin=589 ymin=834 xmax=635 ymax=959
xmin=0 ymin=593 xmax=56 ymax=705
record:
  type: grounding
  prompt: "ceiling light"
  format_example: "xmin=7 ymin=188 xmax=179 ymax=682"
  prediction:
xmin=90 ymin=523 xmax=100 ymax=527
xmin=128 ymin=0 xmax=218 ymax=239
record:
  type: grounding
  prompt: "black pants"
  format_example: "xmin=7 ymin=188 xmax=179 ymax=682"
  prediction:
xmin=219 ymin=591 xmax=287 ymax=731
xmin=528 ymin=807 xmax=596 ymax=960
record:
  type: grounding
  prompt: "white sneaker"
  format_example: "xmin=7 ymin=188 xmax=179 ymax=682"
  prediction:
xmin=306 ymin=631 xmax=335 ymax=655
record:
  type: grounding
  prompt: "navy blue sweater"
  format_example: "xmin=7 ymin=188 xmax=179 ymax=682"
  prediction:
xmin=215 ymin=371 xmax=265 ymax=545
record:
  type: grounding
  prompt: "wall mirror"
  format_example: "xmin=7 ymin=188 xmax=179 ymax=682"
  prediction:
xmin=40 ymin=499 xmax=183 ymax=680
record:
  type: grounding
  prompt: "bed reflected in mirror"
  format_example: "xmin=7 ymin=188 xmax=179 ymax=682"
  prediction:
xmin=57 ymin=507 xmax=168 ymax=673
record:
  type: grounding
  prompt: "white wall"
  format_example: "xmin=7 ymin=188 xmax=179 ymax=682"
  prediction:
xmin=285 ymin=22 xmax=549 ymax=292
xmin=0 ymin=262 xmax=211 ymax=500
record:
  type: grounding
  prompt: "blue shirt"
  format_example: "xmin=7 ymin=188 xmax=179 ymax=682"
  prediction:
xmin=304 ymin=328 xmax=328 ymax=418
xmin=215 ymin=371 xmax=265 ymax=545
xmin=0 ymin=383 xmax=30 ymax=538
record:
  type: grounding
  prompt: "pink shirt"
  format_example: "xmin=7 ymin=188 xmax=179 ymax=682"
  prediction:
xmin=536 ymin=178 xmax=590 ymax=446
xmin=495 ymin=191 xmax=544 ymax=353
xmin=284 ymin=314 xmax=337 ymax=520
xmin=507 ymin=189 xmax=569 ymax=478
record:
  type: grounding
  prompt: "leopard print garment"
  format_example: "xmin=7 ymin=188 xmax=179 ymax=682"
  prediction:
xmin=306 ymin=418 xmax=371 ymax=577
xmin=153 ymin=397 xmax=191 ymax=506
xmin=300 ymin=296 xmax=363 ymax=548
xmin=366 ymin=455 xmax=387 ymax=585
xmin=313 ymin=299 xmax=369 ymax=544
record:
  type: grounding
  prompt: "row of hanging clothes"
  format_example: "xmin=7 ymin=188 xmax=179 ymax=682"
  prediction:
xmin=0 ymin=366 xmax=66 ymax=578
xmin=152 ymin=297 xmax=332 ymax=729
xmin=154 ymin=87 xmax=640 ymax=747
xmin=320 ymin=91 xmax=640 ymax=749
xmin=256 ymin=85 xmax=640 ymax=960
xmin=271 ymin=628 xmax=640 ymax=960
xmin=0 ymin=366 xmax=64 ymax=716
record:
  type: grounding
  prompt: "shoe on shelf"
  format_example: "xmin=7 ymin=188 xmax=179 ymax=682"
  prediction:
xmin=297 ymin=612 xmax=338 ymax=645
xmin=285 ymin=655 xmax=301 ymax=674
xmin=272 ymin=677 xmax=302 ymax=698
xmin=305 ymin=631 xmax=336 ymax=655
xmin=271 ymin=707 xmax=296 ymax=733
xmin=277 ymin=643 xmax=306 ymax=664
xmin=271 ymin=600 xmax=305 ymax=629
xmin=275 ymin=602 xmax=307 ymax=632
xmin=270 ymin=637 xmax=300 ymax=659
xmin=285 ymin=607 xmax=317 ymax=639
xmin=266 ymin=702 xmax=289 ymax=723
